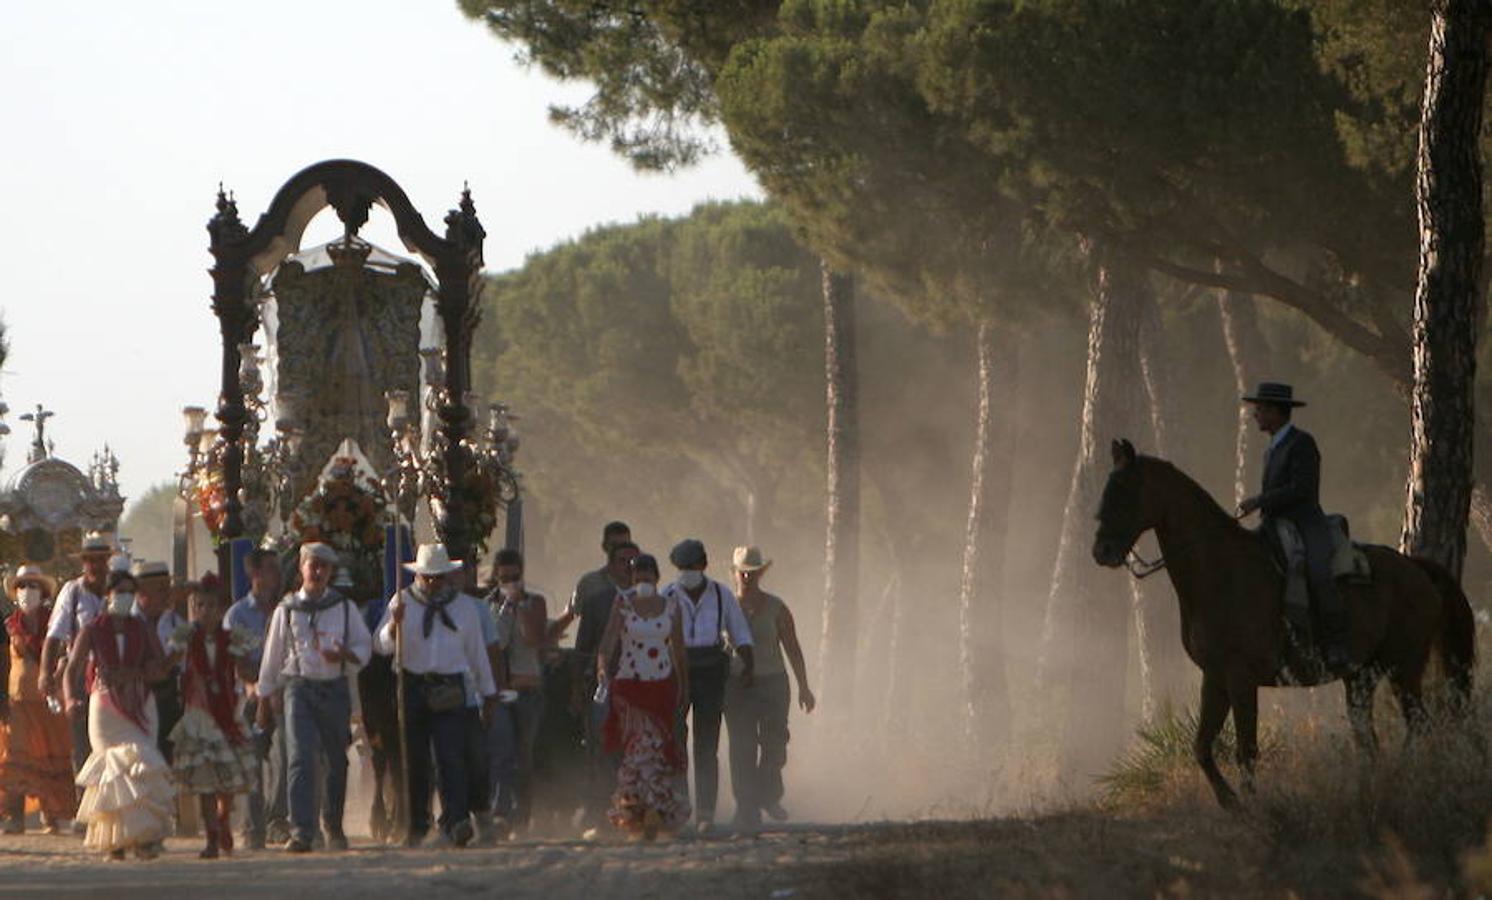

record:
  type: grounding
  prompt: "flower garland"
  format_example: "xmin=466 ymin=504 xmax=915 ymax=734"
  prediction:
xmin=288 ymin=457 xmax=389 ymax=553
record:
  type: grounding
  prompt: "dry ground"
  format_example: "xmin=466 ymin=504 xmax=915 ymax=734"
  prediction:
xmin=0 ymin=809 xmax=1388 ymax=899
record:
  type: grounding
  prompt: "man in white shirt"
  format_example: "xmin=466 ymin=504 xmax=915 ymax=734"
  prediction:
xmin=376 ymin=544 xmax=497 ymax=849
xmin=255 ymin=543 xmax=371 ymax=853
xmin=39 ymin=532 xmax=113 ymax=778
xmin=131 ymin=561 xmax=186 ymax=765
xmin=661 ymin=539 xmax=755 ymax=831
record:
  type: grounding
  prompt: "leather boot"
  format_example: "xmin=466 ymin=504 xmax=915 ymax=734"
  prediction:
xmin=199 ymin=797 xmax=220 ymax=859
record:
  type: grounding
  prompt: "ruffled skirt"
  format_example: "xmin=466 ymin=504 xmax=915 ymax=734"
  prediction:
xmin=75 ymin=693 xmax=174 ymax=852
xmin=167 ymin=706 xmax=255 ymax=795
xmin=0 ymin=699 xmax=76 ymax=818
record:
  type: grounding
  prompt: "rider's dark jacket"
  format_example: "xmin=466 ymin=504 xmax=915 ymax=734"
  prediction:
xmin=1258 ymin=424 xmax=1326 ymax=530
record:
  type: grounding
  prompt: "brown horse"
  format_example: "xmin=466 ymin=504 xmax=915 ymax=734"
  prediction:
xmin=1091 ymin=439 xmax=1475 ymax=807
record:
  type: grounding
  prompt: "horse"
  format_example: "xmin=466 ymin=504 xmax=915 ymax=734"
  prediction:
xmin=1091 ymin=439 xmax=1475 ymax=807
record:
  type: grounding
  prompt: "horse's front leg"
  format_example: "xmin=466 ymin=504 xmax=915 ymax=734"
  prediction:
xmin=1196 ymin=669 xmax=1237 ymax=808
xmin=1228 ymin=678 xmax=1260 ymax=795
xmin=1345 ymin=670 xmax=1380 ymax=759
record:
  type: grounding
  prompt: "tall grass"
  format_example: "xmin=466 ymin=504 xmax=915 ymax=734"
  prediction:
xmin=1102 ymin=691 xmax=1492 ymax=891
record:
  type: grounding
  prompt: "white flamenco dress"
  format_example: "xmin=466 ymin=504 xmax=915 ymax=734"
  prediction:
xmin=74 ymin=628 xmax=175 ymax=852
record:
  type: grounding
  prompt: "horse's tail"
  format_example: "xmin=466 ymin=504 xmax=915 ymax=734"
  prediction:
xmin=1411 ymin=556 xmax=1476 ymax=715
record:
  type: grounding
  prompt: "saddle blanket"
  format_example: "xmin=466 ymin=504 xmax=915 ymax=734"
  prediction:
xmin=1275 ymin=514 xmax=1370 ymax=617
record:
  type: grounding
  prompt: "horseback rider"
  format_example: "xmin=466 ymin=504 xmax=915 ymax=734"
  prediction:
xmin=1237 ymin=382 xmax=1351 ymax=674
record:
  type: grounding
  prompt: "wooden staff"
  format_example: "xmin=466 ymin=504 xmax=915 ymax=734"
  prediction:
xmin=394 ymin=592 xmax=411 ymax=845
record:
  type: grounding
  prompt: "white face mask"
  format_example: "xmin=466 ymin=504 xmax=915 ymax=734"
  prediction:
xmin=18 ymin=586 xmax=42 ymax=613
xmin=109 ymin=592 xmax=135 ymax=616
xmin=678 ymin=570 xmax=705 ymax=591
xmin=634 ymin=582 xmax=657 ymax=599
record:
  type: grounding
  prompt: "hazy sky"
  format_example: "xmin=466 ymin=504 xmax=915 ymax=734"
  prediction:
xmin=0 ymin=1 xmax=760 ymax=507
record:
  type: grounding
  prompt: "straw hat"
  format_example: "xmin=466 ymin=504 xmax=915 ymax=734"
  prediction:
xmin=78 ymin=532 xmax=113 ymax=557
xmin=404 ymin=543 xmax=464 ymax=576
xmin=131 ymin=560 xmax=171 ymax=580
xmin=5 ymin=564 xmax=57 ymax=599
xmin=732 ymin=545 xmax=772 ymax=573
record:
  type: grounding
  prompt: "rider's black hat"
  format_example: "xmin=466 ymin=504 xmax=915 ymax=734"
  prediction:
xmin=1242 ymin=382 xmax=1306 ymax=408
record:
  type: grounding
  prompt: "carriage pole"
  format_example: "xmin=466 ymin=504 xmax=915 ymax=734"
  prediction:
xmin=394 ymin=594 xmax=412 ymax=845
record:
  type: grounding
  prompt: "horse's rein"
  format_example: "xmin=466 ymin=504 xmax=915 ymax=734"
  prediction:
xmin=1124 ymin=509 xmax=1253 ymax=580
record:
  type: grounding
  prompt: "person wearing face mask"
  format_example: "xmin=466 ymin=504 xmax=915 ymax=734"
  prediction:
xmin=41 ymin=533 xmax=114 ymax=785
xmin=659 ymin=539 xmax=754 ymax=833
xmin=487 ymin=548 xmax=548 ymax=835
xmin=596 ymin=553 xmax=690 ymax=840
xmin=0 ymin=566 xmax=75 ymax=834
xmin=65 ymin=570 xmax=176 ymax=860
xmin=375 ymin=543 xmax=497 ymax=849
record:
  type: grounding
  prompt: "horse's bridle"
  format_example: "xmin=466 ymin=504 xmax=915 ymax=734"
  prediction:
xmin=1124 ymin=550 xmax=1167 ymax=579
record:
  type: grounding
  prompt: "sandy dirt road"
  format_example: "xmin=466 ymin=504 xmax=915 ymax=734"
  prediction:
xmin=0 ymin=812 xmax=1298 ymax=900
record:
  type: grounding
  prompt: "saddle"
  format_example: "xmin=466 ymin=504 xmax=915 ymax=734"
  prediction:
xmin=1267 ymin=515 xmax=1370 ymax=685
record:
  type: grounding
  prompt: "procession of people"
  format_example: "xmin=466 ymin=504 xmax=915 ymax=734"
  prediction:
xmin=0 ymin=520 xmax=818 ymax=859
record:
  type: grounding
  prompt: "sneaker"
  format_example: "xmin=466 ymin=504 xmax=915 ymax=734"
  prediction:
xmin=244 ymin=833 xmax=266 ymax=851
xmin=763 ymin=802 xmax=790 ymax=822
xmin=450 ymin=819 xmax=474 ymax=848
xmin=134 ymin=841 xmax=161 ymax=860
xmin=285 ymin=836 xmax=313 ymax=853
xmin=403 ymin=831 xmax=428 ymax=849
xmin=266 ymin=821 xmax=290 ymax=845
xmin=324 ymin=829 xmax=348 ymax=852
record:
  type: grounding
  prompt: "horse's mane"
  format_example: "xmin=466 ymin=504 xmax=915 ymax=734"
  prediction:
xmin=1138 ymin=455 xmax=1250 ymax=538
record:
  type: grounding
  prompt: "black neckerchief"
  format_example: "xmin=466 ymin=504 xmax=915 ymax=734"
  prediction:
xmin=411 ymin=586 xmax=458 ymax=638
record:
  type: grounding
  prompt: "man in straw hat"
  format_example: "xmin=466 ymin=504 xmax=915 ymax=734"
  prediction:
xmin=40 ymin=531 xmax=115 ymax=781
xmin=375 ymin=543 xmax=497 ymax=848
xmin=1239 ymin=382 xmax=1350 ymax=674
xmin=255 ymin=542 xmax=372 ymax=853
xmin=661 ymin=538 xmax=755 ymax=833
xmin=131 ymin=561 xmax=186 ymax=767
xmin=724 ymin=546 xmax=815 ymax=830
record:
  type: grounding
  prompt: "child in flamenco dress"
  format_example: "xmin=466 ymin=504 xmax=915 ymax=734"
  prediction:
xmin=165 ymin=576 xmax=259 ymax=858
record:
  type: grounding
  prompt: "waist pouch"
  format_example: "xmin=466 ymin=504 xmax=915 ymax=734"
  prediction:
xmin=412 ymin=673 xmax=466 ymax=713
xmin=686 ymin=646 xmax=727 ymax=670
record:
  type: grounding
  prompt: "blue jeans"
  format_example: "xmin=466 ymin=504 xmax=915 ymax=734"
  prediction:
xmin=402 ymin=675 xmax=471 ymax=838
xmin=489 ymin=689 xmax=544 ymax=826
xmin=284 ymin=678 xmax=351 ymax=843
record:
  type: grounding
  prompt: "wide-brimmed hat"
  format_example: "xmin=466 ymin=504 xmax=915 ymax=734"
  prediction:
xmin=1242 ymin=382 xmax=1306 ymax=408
xmin=404 ymin=543 xmax=463 ymax=577
xmin=131 ymin=560 xmax=171 ymax=581
xmin=78 ymin=532 xmax=113 ymax=557
xmin=732 ymin=545 xmax=772 ymax=573
xmin=5 ymin=564 xmax=57 ymax=599
xmin=669 ymin=538 xmax=707 ymax=570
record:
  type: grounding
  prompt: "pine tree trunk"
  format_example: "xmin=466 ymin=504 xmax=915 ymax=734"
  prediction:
xmin=1400 ymin=0 xmax=1489 ymax=578
xmin=958 ymin=319 xmax=1016 ymax=754
xmin=1217 ymin=290 xmax=1270 ymax=508
xmin=1133 ymin=295 xmax=1186 ymax=718
xmin=818 ymin=262 xmax=862 ymax=717
xmin=1039 ymin=242 xmax=1149 ymax=782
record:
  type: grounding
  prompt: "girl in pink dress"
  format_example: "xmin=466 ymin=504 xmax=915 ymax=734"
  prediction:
xmin=598 ymin=554 xmax=690 ymax=839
